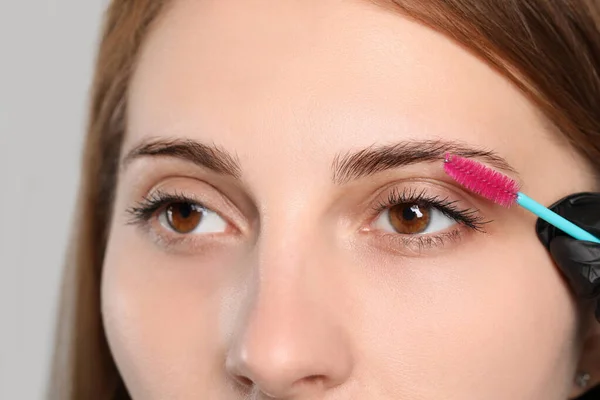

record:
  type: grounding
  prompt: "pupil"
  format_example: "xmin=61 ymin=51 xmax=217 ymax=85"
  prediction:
xmin=403 ymin=205 xmax=418 ymax=221
xmin=178 ymin=203 xmax=193 ymax=218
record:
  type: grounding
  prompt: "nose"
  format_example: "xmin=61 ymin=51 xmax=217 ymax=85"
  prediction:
xmin=225 ymin=246 xmax=353 ymax=397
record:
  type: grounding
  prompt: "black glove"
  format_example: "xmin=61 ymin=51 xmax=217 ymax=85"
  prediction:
xmin=536 ymin=192 xmax=600 ymax=321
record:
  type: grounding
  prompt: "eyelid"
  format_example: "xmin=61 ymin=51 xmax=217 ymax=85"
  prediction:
xmin=372 ymin=229 xmax=465 ymax=256
xmin=357 ymin=181 xmax=489 ymax=256
xmin=126 ymin=180 xmax=249 ymax=236
xmin=367 ymin=184 xmax=489 ymax=230
xmin=126 ymin=190 xmax=245 ymax=254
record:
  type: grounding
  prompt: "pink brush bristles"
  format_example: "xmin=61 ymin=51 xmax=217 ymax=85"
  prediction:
xmin=443 ymin=153 xmax=520 ymax=207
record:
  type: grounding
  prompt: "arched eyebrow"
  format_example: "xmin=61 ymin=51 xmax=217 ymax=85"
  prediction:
xmin=331 ymin=139 xmax=517 ymax=184
xmin=121 ymin=138 xmax=242 ymax=178
xmin=121 ymin=137 xmax=517 ymax=184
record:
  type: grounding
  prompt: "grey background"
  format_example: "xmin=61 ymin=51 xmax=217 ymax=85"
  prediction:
xmin=1 ymin=1 xmax=107 ymax=398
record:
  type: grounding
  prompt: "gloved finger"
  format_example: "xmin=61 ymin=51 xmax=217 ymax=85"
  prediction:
xmin=549 ymin=236 xmax=600 ymax=299
xmin=536 ymin=192 xmax=600 ymax=247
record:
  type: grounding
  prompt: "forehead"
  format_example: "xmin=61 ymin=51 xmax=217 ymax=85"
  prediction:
xmin=125 ymin=0 xmax=543 ymax=172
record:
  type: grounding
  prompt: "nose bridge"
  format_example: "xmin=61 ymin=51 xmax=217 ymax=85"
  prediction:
xmin=225 ymin=213 xmax=353 ymax=397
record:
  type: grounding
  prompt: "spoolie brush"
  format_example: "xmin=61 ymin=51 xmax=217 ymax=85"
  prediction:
xmin=443 ymin=153 xmax=600 ymax=243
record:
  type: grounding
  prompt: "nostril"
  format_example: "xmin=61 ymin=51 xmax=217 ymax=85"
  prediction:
xmin=232 ymin=374 xmax=254 ymax=388
xmin=293 ymin=374 xmax=326 ymax=390
xmin=303 ymin=375 xmax=324 ymax=384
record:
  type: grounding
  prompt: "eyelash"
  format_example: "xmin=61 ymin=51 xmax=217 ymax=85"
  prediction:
xmin=372 ymin=187 xmax=488 ymax=232
xmin=126 ymin=190 xmax=207 ymax=225
xmin=368 ymin=187 xmax=490 ymax=252
xmin=126 ymin=187 xmax=490 ymax=252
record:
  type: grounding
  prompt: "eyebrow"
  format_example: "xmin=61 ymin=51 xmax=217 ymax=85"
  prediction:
xmin=331 ymin=139 xmax=517 ymax=184
xmin=122 ymin=138 xmax=517 ymax=184
xmin=122 ymin=138 xmax=242 ymax=178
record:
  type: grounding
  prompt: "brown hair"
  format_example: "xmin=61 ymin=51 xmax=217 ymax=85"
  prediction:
xmin=49 ymin=1 xmax=600 ymax=399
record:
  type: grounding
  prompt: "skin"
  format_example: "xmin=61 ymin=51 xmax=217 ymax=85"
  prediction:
xmin=102 ymin=0 xmax=600 ymax=398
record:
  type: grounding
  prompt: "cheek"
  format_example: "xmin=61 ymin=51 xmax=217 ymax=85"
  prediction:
xmin=349 ymin=232 xmax=579 ymax=398
xmin=101 ymin=230 xmax=235 ymax=398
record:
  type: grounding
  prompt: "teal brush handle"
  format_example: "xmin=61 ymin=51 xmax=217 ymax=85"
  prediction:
xmin=517 ymin=192 xmax=600 ymax=243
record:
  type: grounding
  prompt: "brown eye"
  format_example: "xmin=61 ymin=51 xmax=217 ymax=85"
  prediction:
xmin=388 ymin=203 xmax=432 ymax=234
xmin=165 ymin=202 xmax=204 ymax=233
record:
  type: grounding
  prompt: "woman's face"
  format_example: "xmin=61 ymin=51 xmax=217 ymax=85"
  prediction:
xmin=102 ymin=0 xmax=597 ymax=398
